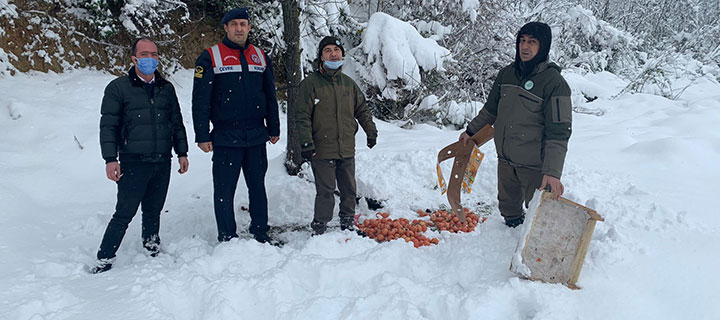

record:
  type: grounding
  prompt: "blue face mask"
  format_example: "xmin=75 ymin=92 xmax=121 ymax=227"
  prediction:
xmin=324 ymin=60 xmax=343 ymax=70
xmin=136 ymin=57 xmax=159 ymax=75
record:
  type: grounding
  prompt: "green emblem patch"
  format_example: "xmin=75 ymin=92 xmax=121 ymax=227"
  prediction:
xmin=524 ymin=80 xmax=534 ymax=91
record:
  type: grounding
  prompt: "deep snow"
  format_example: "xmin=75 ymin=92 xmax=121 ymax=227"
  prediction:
xmin=0 ymin=68 xmax=718 ymax=319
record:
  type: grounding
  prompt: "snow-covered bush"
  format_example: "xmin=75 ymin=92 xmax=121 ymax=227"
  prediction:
xmin=344 ymin=12 xmax=451 ymax=120
xmin=530 ymin=3 xmax=641 ymax=76
xmin=353 ymin=12 xmax=451 ymax=101
xmin=571 ymin=0 xmax=720 ymax=94
xmin=63 ymin=0 xmax=190 ymax=38
xmin=298 ymin=0 xmax=364 ymax=71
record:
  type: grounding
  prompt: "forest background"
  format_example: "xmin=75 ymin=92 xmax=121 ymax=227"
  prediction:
xmin=1 ymin=0 xmax=719 ymax=172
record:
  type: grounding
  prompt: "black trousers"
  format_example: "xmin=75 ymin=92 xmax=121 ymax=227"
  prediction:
xmin=97 ymin=161 xmax=171 ymax=260
xmin=497 ymin=160 xmax=543 ymax=220
xmin=310 ymin=157 xmax=356 ymax=225
xmin=212 ymin=145 xmax=269 ymax=242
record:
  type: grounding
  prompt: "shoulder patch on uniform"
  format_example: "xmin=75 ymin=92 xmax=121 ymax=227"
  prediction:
xmin=194 ymin=66 xmax=204 ymax=78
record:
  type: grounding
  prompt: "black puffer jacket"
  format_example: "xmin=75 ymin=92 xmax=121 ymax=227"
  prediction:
xmin=100 ymin=68 xmax=189 ymax=163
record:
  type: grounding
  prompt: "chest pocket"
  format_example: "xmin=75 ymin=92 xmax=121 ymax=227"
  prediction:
xmin=518 ymin=90 xmax=543 ymax=113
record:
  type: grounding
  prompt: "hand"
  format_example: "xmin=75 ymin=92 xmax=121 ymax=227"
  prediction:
xmin=367 ymin=138 xmax=376 ymax=149
xmin=178 ymin=156 xmax=189 ymax=174
xmin=301 ymin=149 xmax=315 ymax=160
xmin=539 ymin=175 xmax=564 ymax=200
xmin=269 ymin=136 xmax=280 ymax=144
xmin=106 ymin=162 xmax=122 ymax=181
xmin=459 ymin=131 xmax=473 ymax=146
xmin=197 ymin=142 xmax=213 ymax=153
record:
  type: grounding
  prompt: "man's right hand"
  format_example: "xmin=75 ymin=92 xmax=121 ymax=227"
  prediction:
xmin=197 ymin=142 xmax=213 ymax=153
xmin=459 ymin=131 xmax=473 ymax=146
xmin=539 ymin=175 xmax=564 ymax=200
xmin=106 ymin=162 xmax=122 ymax=182
xmin=301 ymin=149 xmax=315 ymax=160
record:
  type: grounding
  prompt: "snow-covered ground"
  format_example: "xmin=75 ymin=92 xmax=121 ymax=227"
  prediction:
xmin=0 ymin=69 xmax=718 ymax=319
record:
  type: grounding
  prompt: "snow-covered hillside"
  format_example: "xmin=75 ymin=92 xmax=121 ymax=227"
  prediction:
xmin=0 ymin=69 xmax=718 ymax=319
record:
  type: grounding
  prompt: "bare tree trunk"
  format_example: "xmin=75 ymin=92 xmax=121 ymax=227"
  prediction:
xmin=281 ymin=0 xmax=303 ymax=175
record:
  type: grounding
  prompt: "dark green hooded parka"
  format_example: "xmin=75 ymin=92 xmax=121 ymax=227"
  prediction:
xmin=467 ymin=22 xmax=572 ymax=178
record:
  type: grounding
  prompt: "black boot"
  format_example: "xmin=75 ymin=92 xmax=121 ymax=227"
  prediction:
xmin=90 ymin=258 xmax=114 ymax=274
xmin=143 ymin=242 xmax=161 ymax=257
xmin=311 ymin=220 xmax=327 ymax=236
xmin=340 ymin=219 xmax=355 ymax=231
xmin=504 ymin=215 xmax=525 ymax=228
xmin=254 ymin=232 xmax=283 ymax=247
xmin=143 ymin=235 xmax=161 ymax=257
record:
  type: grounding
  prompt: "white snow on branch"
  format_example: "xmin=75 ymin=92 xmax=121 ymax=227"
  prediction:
xmin=298 ymin=0 xmax=362 ymax=73
xmin=358 ymin=12 xmax=451 ymax=99
xmin=462 ymin=0 xmax=480 ymax=22
xmin=414 ymin=20 xmax=452 ymax=41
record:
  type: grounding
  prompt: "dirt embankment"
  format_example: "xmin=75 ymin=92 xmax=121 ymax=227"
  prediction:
xmin=0 ymin=0 xmax=223 ymax=75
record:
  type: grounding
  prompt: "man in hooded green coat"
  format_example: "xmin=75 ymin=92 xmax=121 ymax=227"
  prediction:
xmin=460 ymin=22 xmax=573 ymax=228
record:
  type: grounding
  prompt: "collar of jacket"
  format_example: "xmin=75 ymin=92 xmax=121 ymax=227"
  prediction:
xmin=222 ymin=36 xmax=250 ymax=51
xmin=532 ymin=60 xmax=549 ymax=74
xmin=515 ymin=58 xmax=550 ymax=78
xmin=128 ymin=67 xmax=168 ymax=87
xmin=319 ymin=64 xmax=342 ymax=82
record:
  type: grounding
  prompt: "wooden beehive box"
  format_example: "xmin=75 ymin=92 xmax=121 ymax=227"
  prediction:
xmin=510 ymin=190 xmax=604 ymax=289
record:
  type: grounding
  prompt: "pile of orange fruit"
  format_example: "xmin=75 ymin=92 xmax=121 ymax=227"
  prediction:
xmin=424 ymin=208 xmax=487 ymax=233
xmin=356 ymin=208 xmax=487 ymax=247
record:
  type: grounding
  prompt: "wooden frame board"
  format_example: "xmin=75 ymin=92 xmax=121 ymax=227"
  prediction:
xmin=436 ymin=125 xmax=494 ymax=222
xmin=510 ymin=191 xmax=604 ymax=289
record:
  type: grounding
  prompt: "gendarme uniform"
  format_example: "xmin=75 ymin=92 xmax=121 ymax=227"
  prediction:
xmin=466 ymin=22 xmax=572 ymax=223
xmin=192 ymin=33 xmax=280 ymax=241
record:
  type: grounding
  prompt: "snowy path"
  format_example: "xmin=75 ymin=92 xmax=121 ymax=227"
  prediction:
xmin=0 ymin=70 xmax=717 ymax=319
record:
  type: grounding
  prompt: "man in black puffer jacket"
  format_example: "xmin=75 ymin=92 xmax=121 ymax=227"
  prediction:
xmin=92 ymin=38 xmax=189 ymax=274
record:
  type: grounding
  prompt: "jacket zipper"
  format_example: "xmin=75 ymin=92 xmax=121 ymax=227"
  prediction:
xmin=501 ymin=75 xmax=532 ymax=160
xmin=334 ymin=78 xmax=342 ymax=156
xmin=150 ymin=87 xmax=157 ymax=158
